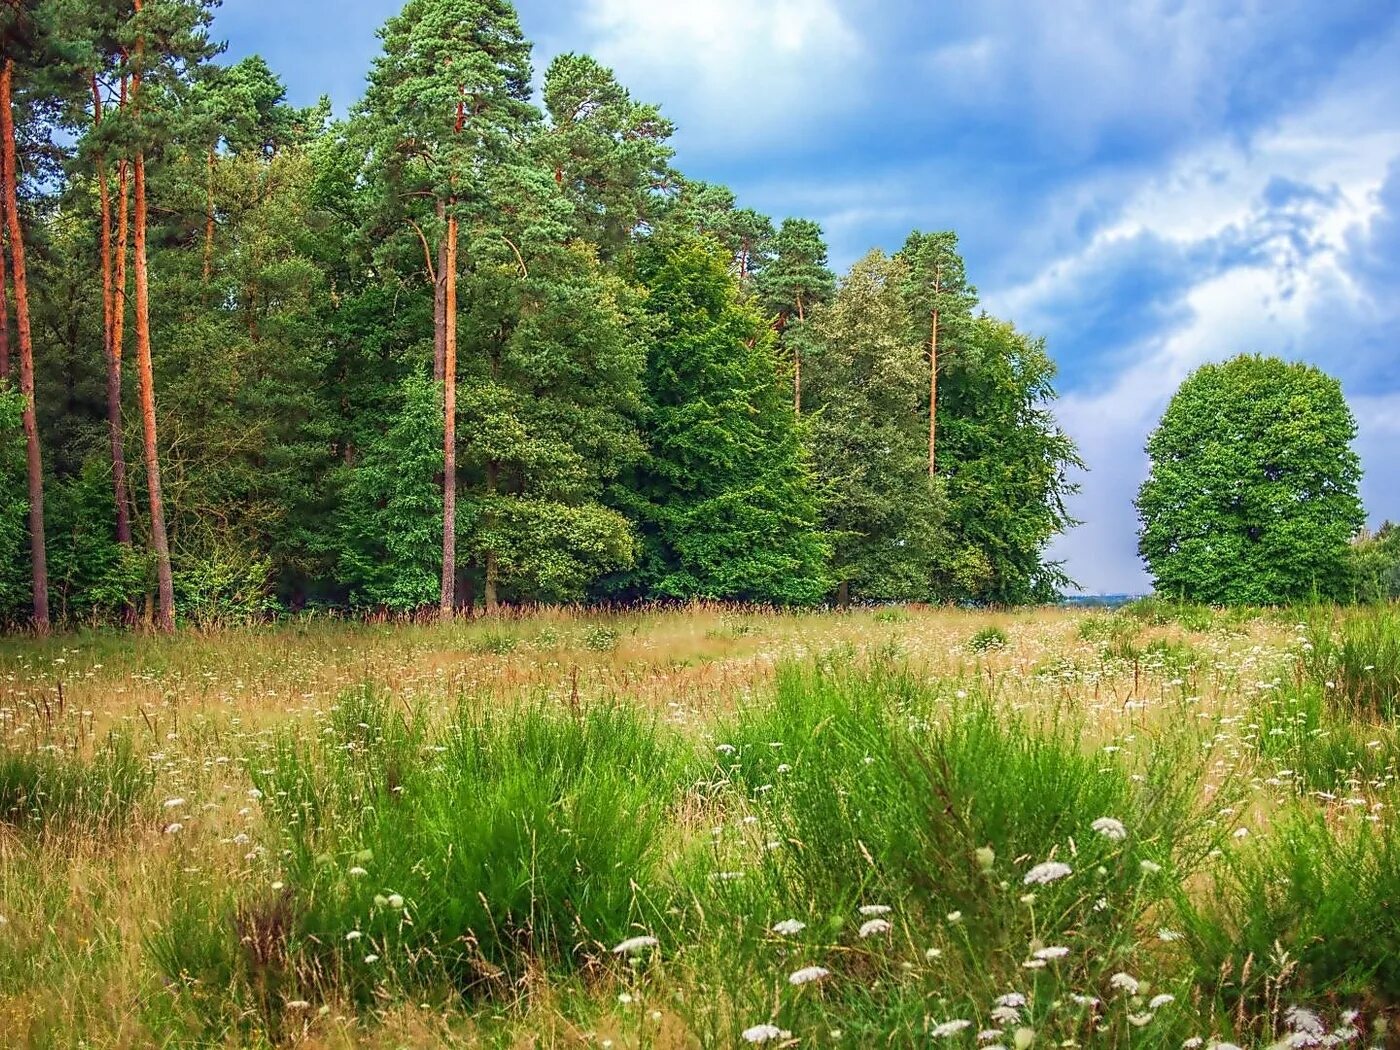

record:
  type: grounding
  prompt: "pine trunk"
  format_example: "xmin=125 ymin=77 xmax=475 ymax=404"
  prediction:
xmin=439 ymin=214 xmax=457 ymax=620
xmin=0 ymin=187 xmax=10 ymax=382
xmin=928 ymin=307 xmax=938 ymax=477
xmin=94 ymin=76 xmax=132 ymax=546
xmin=484 ymin=461 xmax=498 ymax=615
xmin=433 ymin=200 xmax=446 ymax=382
xmin=1 ymin=60 xmax=49 ymax=631
xmin=111 ymin=146 xmax=132 ymax=546
xmin=133 ymin=142 xmax=175 ymax=631
xmin=793 ymin=296 xmax=804 ymax=414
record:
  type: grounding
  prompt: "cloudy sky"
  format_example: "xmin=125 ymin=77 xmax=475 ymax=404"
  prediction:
xmin=216 ymin=0 xmax=1400 ymax=594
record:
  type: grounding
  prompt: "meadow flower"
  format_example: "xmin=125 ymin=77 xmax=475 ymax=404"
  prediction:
xmin=1091 ymin=817 xmax=1127 ymax=841
xmin=346 ymin=930 xmax=362 ymax=941
xmin=1033 ymin=946 xmax=1069 ymax=960
xmin=1157 ymin=928 xmax=1183 ymax=941
xmin=978 ymin=1030 xmax=1004 ymax=1042
xmin=931 ymin=1019 xmax=973 ymax=1037
xmin=1109 ymin=972 xmax=1140 ymax=995
xmin=771 ymin=919 xmax=806 ymax=936
xmin=162 ymin=797 xmax=186 ymax=809
xmin=1023 ymin=861 xmax=1072 ymax=885
xmin=164 ymin=822 xmax=183 ymax=834
xmin=1128 ymin=1013 xmax=1155 ymax=1027
xmin=1140 ymin=859 xmax=1162 ymax=875
xmin=858 ymin=918 xmax=892 ymax=938
xmin=741 ymin=1023 xmax=787 ymax=1043
xmin=285 ymin=1000 xmax=310 ymax=1010
xmin=348 ymin=866 xmax=368 ymax=877
xmin=976 ymin=846 xmax=996 ymax=870
xmin=788 ymin=965 xmax=829 ymax=985
xmin=946 ymin=910 xmax=963 ymax=924
xmin=611 ymin=935 xmax=659 ymax=955
xmin=859 ymin=904 xmax=892 ymax=916
xmin=1021 ymin=959 xmax=1046 ymax=970
xmin=1149 ymin=994 xmax=1175 ymax=1009
xmin=363 ymin=954 xmax=379 ymax=963
xmin=387 ymin=893 xmax=404 ymax=910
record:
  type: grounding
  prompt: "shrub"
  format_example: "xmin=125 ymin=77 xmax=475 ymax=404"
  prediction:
xmin=967 ymin=625 xmax=1008 ymax=652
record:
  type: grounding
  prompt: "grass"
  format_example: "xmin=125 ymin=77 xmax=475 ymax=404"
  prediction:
xmin=2 ymin=602 xmax=1399 ymax=1047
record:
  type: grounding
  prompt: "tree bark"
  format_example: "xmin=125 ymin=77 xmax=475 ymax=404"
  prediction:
xmin=0 ymin=184 xmax=10 ymax=382
xmin=1 ymin=60 xmax=49 ymax=631
xmin=112 ymin=147 xmax=132 ymax=546
xmin=439 ymin=213 xmax=457 ymax=620
xmin=928 ymin=306 xmax=938 ymax=477
xmin=432 ymin=199 xmax=446 ymax=382
xmin=93 ymin=75 xmax=133 ymax=547
xmin=131 ymin=43 xmax=175 ymax=631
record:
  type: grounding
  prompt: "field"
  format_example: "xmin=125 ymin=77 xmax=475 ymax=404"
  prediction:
xmin=2 ymin=603 xmax=1399 ymax=1048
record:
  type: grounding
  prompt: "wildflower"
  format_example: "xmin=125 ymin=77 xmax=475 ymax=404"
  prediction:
xmin=741 ymin=1024 xmax=787 ymax=1043
xmin=164 ymin=823 xmax=183 ymax=834
xmin=387 ymin=893 xmax=404 ymax=910
xmin=1128 ymin=1013 xmax=1155 ymax=1027
xmin=1109 ymin=972 xmax=1140 ymax=995
xmin=1232 ymin=827 xmax=1249 ymax=839
xmin=162 ymin=797 xmax=186 ymax=809
xmin=1283 ymin=1007 xmax=1324 ymax=1038
xmin=346 ymin=930 xmax=362 ymax=942
xmin=925 ymin=947 xmax=942 ymax=960
xmin=771 ymin=919 xmax=806 ymax=936
xmin=995 ymin=994 xmax=1026 ymax=1010
xmin=363 ymin=954 xmax=379 ymax=963
xmin=1021 ymin=959 xmax=1046 ymax=970
xmin=858 ymin=918 xmax=892 ymax=938
xmin=1182 ymin=1040 xmax=1204 ymax=1049
xmin=1033 ymin=946 xmax=1069 ymax=960
xmin=285 ymin=1000 xmax=310 ymax=1010
xmin=946 ymin=910 xmax=963 ymax=924
xmin=617 ymin=993 xmax=633 ymax=1005
xmin=1023 ymin=861 xmax=1072 ymax=885
xmin=348 ymin=866 xmax=368 ymax=878
xmin=788 ymin=965 xmax=829 ymax=985
xmin=859 ymin=904 xmax=892 ymax=916
xmin=1157 ymin=928 xmax=1183 ymax=942
xmin=978 ymin=1031 xmax=1004 ymax=1042
xmin=1139 ymin=859 xmax=1162 ymax=875
xmin=611 ymin=935 xmax=659 ymax=956
xmin=1206 ymin=1043 xmax=1243 ymax=1050
xmin=1149 ymin=994 xmax=1175 ymax=1009
xmin=976 ymin=846 xmax=996 ymax=870
xmin=1091 ymin=817 xmax=1127 ymax=841
xmin=991 ymin=1007 xmax=1021 ymax=1025
xmin=716 ymin=744 xmax=737 ymax=755
xmin=931 ymin=1019 xmax=973 ymax=1037
xmin=1070 ymin=995 xmax=1100 ymax=1007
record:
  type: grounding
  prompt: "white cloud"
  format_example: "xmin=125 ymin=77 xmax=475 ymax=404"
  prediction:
xmin=571 ymin=0 xmax=864 ymax=152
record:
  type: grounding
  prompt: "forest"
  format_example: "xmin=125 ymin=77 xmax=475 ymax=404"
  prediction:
xmin=0 ymin=0 xmax=1081 ymax=632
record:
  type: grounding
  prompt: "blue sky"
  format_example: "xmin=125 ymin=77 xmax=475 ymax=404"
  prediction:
xmin=215 ymin=0 xmax=1400 ymax=594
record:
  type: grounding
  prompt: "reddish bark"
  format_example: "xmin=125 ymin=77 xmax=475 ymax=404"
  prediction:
xmin=1 ymin=59 xmax=50 ymax=631
xmin=439 ymin=214 xmax=458 ymax=620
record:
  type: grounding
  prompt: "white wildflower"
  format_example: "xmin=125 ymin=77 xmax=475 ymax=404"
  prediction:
xmin=387 ymin=893 xmax=404 ymax=910
xmin=162 ymin=797 xmax=186 ymax=809
xmin=611 ymin=935 xmax=658 ymax=956
xmin=1149 ymin=994 xmax=1176 ymax=1009
xmin=741 ymin=1023 xmax=787 ymax=1043
xmin=788 ymin=965 xmax=829 ymax=986
xmin=946 ymin=910 xmax=963 ymax=924
xmin=1091 ymin=817 xmax=1127 ymax=841
xmin=345 ymin=930 xmax=362 ymax=942
xmin=1023 ymin=861 xmax=1072 ymax=885
xmin=1128 ymin=1013 xmax=1155 ymax=1027
xmin=164 ymin=822 xmax=183 ymax=834
xmin=1109 ymin=972 xmax=1140 ymax=995
xmin=859 ymin=904 xmax=892 ymax=916
xmin=1140 ymin=859 xmax=1162 ymax=875
xmin=1158 ymin=928 xmax=1183 ymax=941
xmin=348 ymin=866 xmax=368 ymax=878
xmin=1033 ymin=945 xmax=1069 ymax=960
xmin=771 ymin=919 xmax=806 ymax=936
xmin=991 ymin=1007 xmax=1021 ymax=1025
xmin=995 ymin=994 xmax=1027 ymax=1009
xmin=931 ymin=1019 xmax=973 ymax=1038
xmin=363 ymin=954 xmax=379 ymax=963
xmin=858 ymin=918 xmax=892 ymax=938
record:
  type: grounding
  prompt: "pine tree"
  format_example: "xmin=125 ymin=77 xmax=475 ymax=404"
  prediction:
xmin=362 ymin=0 xmax=536 ymax=618
xmin=898 ymin=230 xmax=975 ymax=476
xmin=758 ymin=217 xmax=834 ymax=412
xmin=807 ymin=250 xmax=948 ymax=603
xmin=540 ymin=53 xmax=674 ymax=256
xmin=0 ymin=55 xmax=49 ymax=630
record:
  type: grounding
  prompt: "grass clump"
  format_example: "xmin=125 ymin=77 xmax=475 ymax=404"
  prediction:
xmin=1250 ymin=681 xmax=1397 ymax=796
xmin=0 ymin=734 xmax=151 ymax=833
xmin=968 ymin=624 xmax=1009 ymax=652
xmin=684 ymin=658 xmax=1224 ymax=1045
xmin=1306 ymin=611 xmax=1400 ymax=719
xmin=166 ymin=688 xmax=696 ymax=1029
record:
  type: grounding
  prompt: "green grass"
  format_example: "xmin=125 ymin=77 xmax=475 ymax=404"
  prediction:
xmin=0 ymin=734 xmax=151 ymax=834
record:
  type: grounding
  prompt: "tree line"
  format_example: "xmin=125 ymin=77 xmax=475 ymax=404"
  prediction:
xmin=0 ymin=0 xmax=1080 ymax=631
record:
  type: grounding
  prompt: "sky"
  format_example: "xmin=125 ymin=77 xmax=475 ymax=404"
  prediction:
xmin=214 ymin=0 xmax=1400 ymax=594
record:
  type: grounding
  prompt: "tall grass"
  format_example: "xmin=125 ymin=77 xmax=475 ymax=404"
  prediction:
xmin=1305 ymin=611 xmax=1400 ymax=719
xmin=0 ymin=734 xmax=151 ymax=833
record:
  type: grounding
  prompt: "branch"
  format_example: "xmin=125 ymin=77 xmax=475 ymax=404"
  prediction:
xmin=406 ymin=218 xmax=437 ymax=283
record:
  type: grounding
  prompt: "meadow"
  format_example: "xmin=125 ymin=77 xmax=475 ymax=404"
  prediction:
xmin=2 ymin=602 xmax=1398 ymax=1048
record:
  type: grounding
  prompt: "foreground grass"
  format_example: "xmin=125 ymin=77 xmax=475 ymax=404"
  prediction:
xmin=1 ymin=603 xmax=1398 ymax=1047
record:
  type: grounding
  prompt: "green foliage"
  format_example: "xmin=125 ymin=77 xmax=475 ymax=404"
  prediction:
xmin=1137 ymin=355 xmax=1364 ymax=605
xmin=336 ymin=373 xmax=443 ymax=611
xmin=0 ymin=387 xmax=29 ymax=621
xmin=967 ymin=625 xmax=1008 ymax=651
xmin=615 ymin=237 xmax=830 ymax=604
xmin=221 ymin=690 xmax=694 ymax=1009
xmin=807 ymin=251 xmax=949 ymax=601
xmin=1351 ymin=521 xmax=1400 ymax=604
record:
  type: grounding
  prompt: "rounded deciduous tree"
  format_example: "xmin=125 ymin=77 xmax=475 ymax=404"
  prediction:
xmin=1136 ymin=355 xmax=1363 ymax=604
